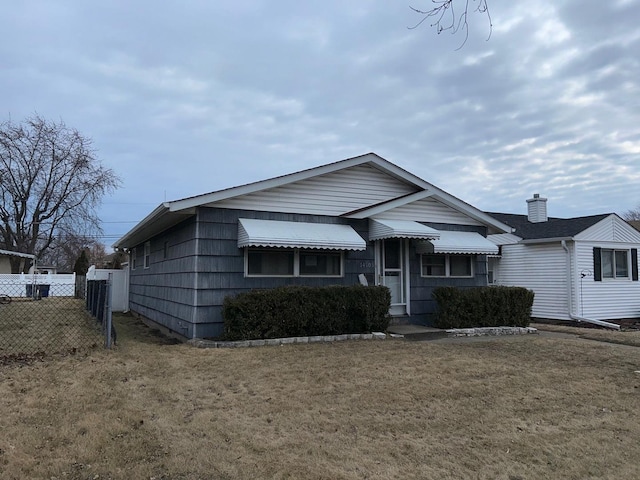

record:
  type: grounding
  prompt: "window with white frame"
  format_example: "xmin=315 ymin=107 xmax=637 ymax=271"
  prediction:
xmin=421 ymin=254 xmax=473 ymax=278
xmin=131 ymin=247 xmax=137 ymax=270
xmin=594 ymin=247 xmax=639 ymax=281
xmin=602 ymin=249 xmax=628 ymax=278
xmin=144 ymin=241 xmax=150 ymax=269
xmin=594 ymin=248 xmax=635 ymax=280
xmin=246 ymin=248 xmax=342 ymax=277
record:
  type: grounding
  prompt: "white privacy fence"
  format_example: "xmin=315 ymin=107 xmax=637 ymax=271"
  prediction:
xmin=87 ymin=266 xmax=129 ymax=312
xmin=0 ymin=273 xmax=76 ymax=297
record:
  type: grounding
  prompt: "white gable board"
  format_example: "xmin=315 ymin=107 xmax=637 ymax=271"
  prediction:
xmin=214 ymin=164 xmax=417 ymax=216
xmin=575 ymin=215 xmax=640 ymax=243
xmin=488 ymin=233 xmax=521 ymax=246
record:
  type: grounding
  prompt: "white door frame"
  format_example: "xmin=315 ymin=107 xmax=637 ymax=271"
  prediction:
xmin=375 ymin=239 xmax=411 ymax=316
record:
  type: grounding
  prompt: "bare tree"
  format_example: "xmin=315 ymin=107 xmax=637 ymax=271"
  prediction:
xmin=38 ymin=233 xmax=108 ymax=272
xmin=0 ymin=114 xmax=120 ymax=273
xmin=409 ymin=0 xmax=492 ymax=48
xmin=622 ymin=205 xmax=640 ymax=221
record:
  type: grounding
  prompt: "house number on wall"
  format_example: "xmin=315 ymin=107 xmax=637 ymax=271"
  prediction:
xmin=359 ymin=261 xmax=374 ymax=269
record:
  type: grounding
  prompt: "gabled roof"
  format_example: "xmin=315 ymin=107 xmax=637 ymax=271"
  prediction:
xmin=629 ymin=220 xmax=640 ymax=232
xmin=114 ymin=153 xmax=512 ymax=249
xmin=487 ymin=212 xmax=611 ymax=241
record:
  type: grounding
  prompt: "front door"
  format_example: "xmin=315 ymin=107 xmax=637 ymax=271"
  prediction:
xmin=377 ymin=238 xmax=408 ymax=316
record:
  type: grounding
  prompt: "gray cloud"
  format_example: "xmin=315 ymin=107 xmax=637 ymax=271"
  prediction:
xmin=1 ymin=0 xmax=639 ymax=244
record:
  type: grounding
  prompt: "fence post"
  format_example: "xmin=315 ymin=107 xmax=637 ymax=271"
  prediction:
xmin=104 ymin=273 xmax=113 ymax=349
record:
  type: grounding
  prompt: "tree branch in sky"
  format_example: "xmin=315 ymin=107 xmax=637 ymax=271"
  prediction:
xmin=409 ymin=0 xmax=492 ymax=48
xmin=0 ymin=114 xmax=121 ymax=272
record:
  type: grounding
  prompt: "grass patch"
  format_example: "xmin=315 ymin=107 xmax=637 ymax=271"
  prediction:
xmin=534 ymin=322 xmax=640 ymax=347
xmin=0 ymin=297 xmax=102 ymax=355
xmin=1 ymin=314 xmax=639 ymax=479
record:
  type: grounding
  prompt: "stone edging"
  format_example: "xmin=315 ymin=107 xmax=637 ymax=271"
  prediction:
xmin=187 ymin=332 xmax=388 ymax=348
xmin=186 ymin=326 xmax=537 ymax=348
xmin=445 ymin=326 xmax=538 ymax=337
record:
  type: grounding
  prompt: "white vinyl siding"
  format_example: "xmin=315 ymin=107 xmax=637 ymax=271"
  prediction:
xmin=576 ymin=242 xmax=640 ymax=320
xmin=372 ymin=197 xmax=484 ymax=226
xmin=575 ymin=215 xmax=640 ymax=243
xmin=493 ymin=243 xmax=569 ymax=320
xmin=216 ymin=164 xmax=417 ymax=216
xmin=495 ymin=240 xmax=640 ymax=321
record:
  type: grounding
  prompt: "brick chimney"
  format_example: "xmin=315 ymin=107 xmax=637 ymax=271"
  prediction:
xmin=526 ymin=193 xmax=548 ymax=223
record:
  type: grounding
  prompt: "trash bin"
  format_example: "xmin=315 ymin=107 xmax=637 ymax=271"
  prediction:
xmin=26 ymin=284 xmax=41 ymax=299
xmin=39 ymin=285 xmax=50 ymax=298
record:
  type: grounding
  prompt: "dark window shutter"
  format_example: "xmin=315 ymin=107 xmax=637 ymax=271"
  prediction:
xmin=593 ymin=247 xmax=602 ymax=281
xmin=632 ymin=248 xmax=638 ymax=281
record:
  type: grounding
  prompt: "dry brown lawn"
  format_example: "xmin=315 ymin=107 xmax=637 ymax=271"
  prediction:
xmin=0 ymin=297 xmax=102 ymax=355
xmin=1 ymin=315 xmax=640 ymax=479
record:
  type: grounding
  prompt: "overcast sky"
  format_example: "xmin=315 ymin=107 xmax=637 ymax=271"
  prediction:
xmin=2 ymin=0 xmax=639 ymax=246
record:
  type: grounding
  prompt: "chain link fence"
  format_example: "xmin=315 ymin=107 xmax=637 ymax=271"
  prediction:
xmin=0 ymin=277 xmax=108 ymax=358
xmin=86 ymin=277 xmax=116 ymax=348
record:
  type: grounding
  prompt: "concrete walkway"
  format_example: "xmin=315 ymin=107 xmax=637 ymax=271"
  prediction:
xmin=386 ymin=324 xmax=449 ymax=341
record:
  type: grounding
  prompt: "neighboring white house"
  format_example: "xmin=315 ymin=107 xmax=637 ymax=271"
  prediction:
xmin=488 ymin=195 xmax=640 ymax=328
xmin=0 ymin=248 xmax=36 ymax=274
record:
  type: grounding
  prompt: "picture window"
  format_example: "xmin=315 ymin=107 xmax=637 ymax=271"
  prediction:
xmin=246 ymin=248 xmax=343 ymax=277
xmin=421 ymin=254 xmax=473 ymax=278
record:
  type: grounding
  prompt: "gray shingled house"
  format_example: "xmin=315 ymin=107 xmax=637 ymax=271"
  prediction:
xmin=488 ymin=194 xmax=640 ymax=328
xmin=114 ymin=153 xmax=511 ymax=339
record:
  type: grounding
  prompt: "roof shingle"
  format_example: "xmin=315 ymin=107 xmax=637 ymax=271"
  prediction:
xmin=487 ymin=212 xmax=611 ymax=240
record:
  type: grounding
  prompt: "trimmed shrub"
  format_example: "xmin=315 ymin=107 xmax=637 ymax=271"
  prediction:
xmin=432 ymin=286 xmax=534 ymax=329
xmin=222 ymin=285 xmax=391 ymax=340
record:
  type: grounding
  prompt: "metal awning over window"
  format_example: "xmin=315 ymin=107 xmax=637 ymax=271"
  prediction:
xmin=238 ymin=218 xmax=366 ymax=250
xmin=417 ymin=231 xmax=499 ymax=255
xmin=369 ymin=219 xmax=440 ymax=241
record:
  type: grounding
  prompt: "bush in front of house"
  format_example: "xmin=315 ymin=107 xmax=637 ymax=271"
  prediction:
xmin=432 ymin=286 xmax=534 ymax=329
xmin=222 ymin=285 xmax=391 ymax=340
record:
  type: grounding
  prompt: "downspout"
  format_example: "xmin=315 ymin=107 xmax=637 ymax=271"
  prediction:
xmin=561 ymin=240 xmax=620 ymax=330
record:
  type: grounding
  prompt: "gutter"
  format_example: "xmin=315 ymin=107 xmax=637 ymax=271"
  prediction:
xmin=561 ymin=240 xmax=620 ymax=330
xmin=0 ymin=249 xmax=36 ymax=259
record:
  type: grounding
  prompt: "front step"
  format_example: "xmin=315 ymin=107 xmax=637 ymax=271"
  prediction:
xmin=386 ymin=324 xmax=447 ymax=341
xmin=388 ymin=315 xmax=412 ymax=326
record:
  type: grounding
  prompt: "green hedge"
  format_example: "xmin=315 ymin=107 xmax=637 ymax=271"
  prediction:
xmin=222 ymin=285 xmax=391 ymax=340
xmin=432 ymin=286 xmax=534 ymax=329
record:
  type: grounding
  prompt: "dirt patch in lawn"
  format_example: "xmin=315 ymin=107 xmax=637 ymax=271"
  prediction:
xmin=1 ymin=313 xmax=639 ymax=479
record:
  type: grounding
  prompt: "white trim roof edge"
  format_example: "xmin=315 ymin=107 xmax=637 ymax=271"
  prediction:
xmin=168 ymin=152 xmax=384 ymax=212
xmin=0 ymin=248 xmax=37 ymax=260
xmin=112 ymin=203 xmax=170 ymax=249
xmin=114 ymin=152 xmax=513 ymax=247
xmin=165 ymin=152 xmax=511 ymax=235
